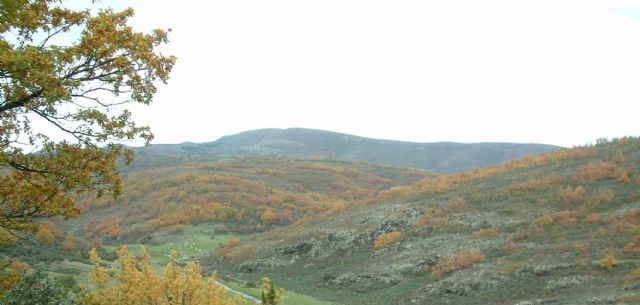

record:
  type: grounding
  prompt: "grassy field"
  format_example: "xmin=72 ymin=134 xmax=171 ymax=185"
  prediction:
xmin=102 ymin=224 xmax=246 ymax=272
xmin=219 ymin=278 xmax=336 ymax=305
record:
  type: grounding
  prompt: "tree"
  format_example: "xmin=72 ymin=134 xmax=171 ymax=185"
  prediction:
xmin=0 ymin=0 xmax=175 ymax=234
xmin=0 ymin=269 xmax=76 ymax=305
xmin=61 ymin=231 xmax=75 ymax=253
xmin=261 ymin=277 xmax=284 ymax=305
xmin=85 ymin=247 xmax=244 ymax=305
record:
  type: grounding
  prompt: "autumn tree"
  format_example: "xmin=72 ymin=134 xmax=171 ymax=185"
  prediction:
xmin=261 ymin=277 xmax=285 ymax=305
xmin=85 ymin=247 xmax=245 ymax=305
xmin=61 ymin=231 xmax=75 ymax=253
xmin=0 ymin=0 xmax=175 ymax=234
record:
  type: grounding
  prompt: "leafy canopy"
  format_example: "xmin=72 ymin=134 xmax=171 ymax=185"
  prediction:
xmin=0 ymin=0 xmax=175 ymax=233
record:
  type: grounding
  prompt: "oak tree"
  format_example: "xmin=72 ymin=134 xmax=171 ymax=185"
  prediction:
xmin=0 ymin=0 xmax=175 ymax=233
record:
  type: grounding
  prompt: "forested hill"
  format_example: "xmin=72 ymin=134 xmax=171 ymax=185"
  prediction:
xmin=135 ymin=128 xmax=560 ymax=172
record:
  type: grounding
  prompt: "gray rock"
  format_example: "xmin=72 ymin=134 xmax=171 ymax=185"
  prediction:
xmin=516 ymin=264 xmax=571 ymax=276
xmin=544 ymin=275 xmax=592 ymax=290
xmin=424 ymin=270 xmax=506 ymax=296
xmin=237 ymin=259 xmax=284 ymax=273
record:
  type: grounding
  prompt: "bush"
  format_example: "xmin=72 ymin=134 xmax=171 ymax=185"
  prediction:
xmin=431 ymin=248 xmax=485 ymax=278
xmin=0 ymin=269 xmax=76 ymax=305
xmin=583 ymin=213 xmax=601 ymax=224
xmin=472 ymin=227 xmax=500 ymax=239
xmin=373 ymin=231 xmax=402 ymax=250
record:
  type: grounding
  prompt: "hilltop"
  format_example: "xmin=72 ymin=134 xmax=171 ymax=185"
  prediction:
xmin=136 ymin=128 xmax=560 ymax=172
xmin=205 ymin=138 xmax=640 ymax=305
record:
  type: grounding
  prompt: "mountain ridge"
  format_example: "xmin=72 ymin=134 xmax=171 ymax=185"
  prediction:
xmin=134 ymin=128 xmax=561 ymax=173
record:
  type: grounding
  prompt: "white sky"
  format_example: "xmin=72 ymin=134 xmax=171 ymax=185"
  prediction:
xmin=102 ymin=0 xmax=640 ymax=147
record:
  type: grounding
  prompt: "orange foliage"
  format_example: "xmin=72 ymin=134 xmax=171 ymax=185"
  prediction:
xmin=618 ymin=171 xmax=632 ymax=184
xmin=472 ymin=227 xmax=500 ymax=239
xmin=8 ymin=260 xmax=30 ymax=272
xmin=582 ymin=213 xmax=601 ymax=224
xmin=62 ymin=231 xmax=76 ymax=253
xmin=536 ymin=210 xmax=582 ymax=226
xmin=612 ymin=148 xmax=625 ymax=164
xmin=551 ymin=146 xmax=597 ymax=161
xmin=413 ymin=209 xmax=448 ymax=228
xmin=38 ymin=221 xmax=62 ymax=237
xmin=573 ymin=161 xmax=623 ymax=182
xmin=559 ymin=186 xmax=586 ymax=205
xmin=381 ymin=146 xmax=577 ymax=201
xmin=261 ymin=208 xmax=279 ymax=226
xmin=624 ymin=242 xmax=640 ymax=255
xmin=621 ymin=210 xmax=638 ymax=222
xmin=373 ymin=231 xmax=402 ymax=250
xmin=35 ymin=227 xmax=55 ymax=244
xmin=599 ymin=252 xmax=617 ymax=271
xmin=574 ymin=242 xmax=588 ymax=255
xmin=212 ymin=239 xmax=241 ymax=258
xmin=510 ymin=174 xmax=564 ymax=192
xmin=431 ymin=248 xmax=485 ymax=278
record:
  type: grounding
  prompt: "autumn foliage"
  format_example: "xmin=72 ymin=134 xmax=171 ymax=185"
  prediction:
xmin=0 ymin=0 xmax=175 ymax=234
xmin=431 ymin=248 xmax=485 ymax=278
xmin=573 ymin=161 xmax=624 ymax=182
xmin=373 ymin=231 xmax=402 ymax=250
xmin=84 ymin=246 xmax=245 ymax=305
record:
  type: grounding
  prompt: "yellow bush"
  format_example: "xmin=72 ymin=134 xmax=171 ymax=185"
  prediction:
xmin=85 ymin=246 xmax=246 ymax=305
xmin=431 ymin=248 xmax=485 ymax=278
xmin=373 ymin=231 xmax=402 ymax=250
xmin=472 ymin=227 xmax=500 ymax=239
xmin=599 ymin=253 xmax=617 ymax=271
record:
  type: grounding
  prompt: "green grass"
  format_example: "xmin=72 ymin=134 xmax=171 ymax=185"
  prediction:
xmin=45 ymin=259 xmax=95 ymax=286
xmin=219 ymin=278 xmax=336 ymax=305
xmin=103 ymin=224 xmax=248 ymax=272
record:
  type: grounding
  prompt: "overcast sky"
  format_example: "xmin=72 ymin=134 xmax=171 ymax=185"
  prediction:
xmin=102 ymin=0 xmax=640 ymax=147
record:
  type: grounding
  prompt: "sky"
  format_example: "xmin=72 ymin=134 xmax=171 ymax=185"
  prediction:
xmin=96 ymin=0 xmax=640 ymax=147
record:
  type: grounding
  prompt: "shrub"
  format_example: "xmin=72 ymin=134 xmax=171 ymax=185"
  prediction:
xmin=374 ymin=231 xmax=402 ymax=250
xmin=599 ymin=253 xmax=617 ymax=271
xmin=472 ymin=227 xmax=500 ymax=239
xmin=624 ymin=243 xmax=639 ymax=255
xmin=582 ymin=213 xmax=601 ymax=224
xmin=625 ymin=269 xmax=640 ymax=282
xmin=573 ymin=242 xmax=588 ymax=255
xmin=413 ymin=209 xmax=446 ymax=228
xmin=212 ymin=239 xmax=241 ymax=258
xmin=559 ymin=186 xmax=586 ymax=205
xmin=618 ymin=172 xmax=632 ymax=184
xmin=431 ymin=248 xmax=485 ymax=278
xmin=573 ymin=161 xmax=623 ymax=182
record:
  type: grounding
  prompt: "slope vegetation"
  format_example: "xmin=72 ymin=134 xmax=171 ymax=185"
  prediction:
xmin=70 ymin=156 xmax=430 ymax=242
xmin=207 ymin=138 xmax=640 ymax=305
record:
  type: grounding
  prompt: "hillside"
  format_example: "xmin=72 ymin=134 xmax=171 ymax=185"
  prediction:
xmin=205 ymin=138 xmax=640 ymax=305
xmin=68 ymin=156 xmax=430 ymax=242
xmin=137 ymin=128 xmax=560 ymax=172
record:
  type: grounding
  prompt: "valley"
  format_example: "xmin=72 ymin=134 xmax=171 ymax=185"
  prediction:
xmin=2 ymin=132 xmax=639 ymax=305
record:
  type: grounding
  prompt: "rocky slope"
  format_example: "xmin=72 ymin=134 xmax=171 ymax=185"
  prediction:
xmin=205 ymin=138 xmax=640 ymax=305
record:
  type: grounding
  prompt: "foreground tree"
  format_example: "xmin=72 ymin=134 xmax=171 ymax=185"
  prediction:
xmin=84 ymin=247 xmax=245 ymax=305
xmin=260 ymin=277 xmax=284 ymax=305
xmin=0 ymin=0 xmax=175 ymax=233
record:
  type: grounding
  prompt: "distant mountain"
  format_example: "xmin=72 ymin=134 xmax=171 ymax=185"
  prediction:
xmin=136 ymin=128 xmax=560 ymax=172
